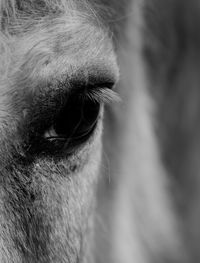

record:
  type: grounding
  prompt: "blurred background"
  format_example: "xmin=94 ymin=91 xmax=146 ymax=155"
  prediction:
xmin=95 ymin=1 xmax=200 ymax=262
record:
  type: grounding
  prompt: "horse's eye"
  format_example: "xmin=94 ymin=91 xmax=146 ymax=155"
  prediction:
xmin=25 ymin=79 xmax=119 ymax=156
xmin=44 ymin=94 xmax=101 ymax=146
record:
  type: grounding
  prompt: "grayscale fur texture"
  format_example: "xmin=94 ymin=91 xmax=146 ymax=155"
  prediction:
xmin=0 ymin=0 xmax=200 ymax=263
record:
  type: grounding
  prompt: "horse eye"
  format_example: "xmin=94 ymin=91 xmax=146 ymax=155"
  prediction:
xmin=44 ymin=94 xmax=101 ymax=146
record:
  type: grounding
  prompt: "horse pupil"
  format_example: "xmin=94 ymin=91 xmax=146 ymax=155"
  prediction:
xmin=53 ymin=95 xmax=100 ymax=142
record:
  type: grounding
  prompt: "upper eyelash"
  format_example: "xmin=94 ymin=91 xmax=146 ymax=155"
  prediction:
xmin=78 ymin=87 xmax=121 ymax=103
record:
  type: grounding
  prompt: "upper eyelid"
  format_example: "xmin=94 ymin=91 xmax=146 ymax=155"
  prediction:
xmin=25 ymin=83 xmax=120 ymax=124
xmin=33 ymin=77 xmax=119 ymax=106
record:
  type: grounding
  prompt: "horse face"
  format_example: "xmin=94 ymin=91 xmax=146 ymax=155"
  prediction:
xmin=0 ymin=1 xmax=119 ymax=262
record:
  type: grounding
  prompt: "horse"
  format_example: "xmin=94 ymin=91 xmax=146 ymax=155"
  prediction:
xmin=0 ymin=0 xmax=200 ymax=262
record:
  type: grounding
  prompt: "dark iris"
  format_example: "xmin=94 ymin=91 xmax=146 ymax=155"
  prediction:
xmin=52 ymin=94 xmax=100 ymax=144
